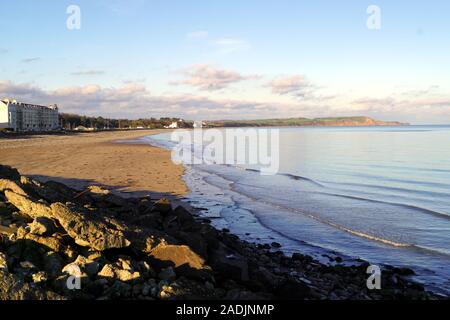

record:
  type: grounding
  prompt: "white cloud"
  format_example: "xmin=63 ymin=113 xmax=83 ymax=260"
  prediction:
xmin=171 ymin=64 xmax=259 ymax=91
xmin=1 ymin=80 xmax=449 ymax=123
xmin=268 ymin=75 xmax=313 ymax=97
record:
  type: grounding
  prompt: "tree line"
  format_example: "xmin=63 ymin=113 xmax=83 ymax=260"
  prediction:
xmin=59 ymin=114 xmax=193 ymax=130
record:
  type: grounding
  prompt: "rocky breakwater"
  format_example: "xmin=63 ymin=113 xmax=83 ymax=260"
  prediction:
xmin=0 ymin=164 xmax=441 ymax=300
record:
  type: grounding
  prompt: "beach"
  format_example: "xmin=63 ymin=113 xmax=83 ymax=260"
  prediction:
xmin=0 ymin=130 xmax=187 ymax=198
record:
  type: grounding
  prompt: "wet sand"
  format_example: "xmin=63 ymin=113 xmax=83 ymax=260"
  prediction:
xmin=0 ymin=130 xmax=188 ymax=198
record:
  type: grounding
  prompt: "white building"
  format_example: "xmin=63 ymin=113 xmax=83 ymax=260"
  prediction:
xmin=165 ymin=121 xmax=179 ymax=129
xmin=0 ymin=99 xmax=59 ymax=132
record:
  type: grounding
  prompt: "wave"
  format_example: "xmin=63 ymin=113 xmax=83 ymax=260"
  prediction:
xmin=239 ymin=167 xmax=325 ymax=187
xmin=316 ymin=191 xmax=450 ymax=220
xmin=200 ymin=170 xmax=416 ymax=249
xmin=218 ymin=165 xmax=450 ymax=221
xmin=321 ymin=180 xmax=450 ymax=200
xmin=341 ymin=171 xmax=450 ymax=190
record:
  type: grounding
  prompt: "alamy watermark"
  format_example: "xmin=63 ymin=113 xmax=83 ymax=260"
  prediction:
xmin=367 ymin=5 xmax=381 ymax=30
xmin=366 ymin=265 xmax=382 ymax=290
xmin=67 ymin=5 xmax=81 ymax=30
xmin=65 ymin=264 xmax=82 ymax=290
xmin=171 ymin=127 xmax=280 ymax=175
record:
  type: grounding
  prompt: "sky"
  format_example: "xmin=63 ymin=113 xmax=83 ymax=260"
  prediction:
xmin=0 ymin=0 xmax=449 ymax=124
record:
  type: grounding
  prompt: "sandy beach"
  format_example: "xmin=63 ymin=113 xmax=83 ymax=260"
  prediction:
xmin=0 ymin=130 xmax=187 ymax=198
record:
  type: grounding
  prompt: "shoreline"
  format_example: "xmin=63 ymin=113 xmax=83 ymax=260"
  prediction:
xmin=0 ymin=164 xmax=442 ymax=300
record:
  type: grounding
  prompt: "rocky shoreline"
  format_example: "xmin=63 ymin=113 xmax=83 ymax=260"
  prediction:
xmin=0 ymin=164 xmax=442 ymax=300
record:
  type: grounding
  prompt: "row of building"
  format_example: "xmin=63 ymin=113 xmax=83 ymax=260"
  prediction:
xmin=0 ymin=99 xmax=60 ymax=132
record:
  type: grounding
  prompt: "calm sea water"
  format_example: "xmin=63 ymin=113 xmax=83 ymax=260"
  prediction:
xmin=146 ymin=125 xmax=450 ymax=294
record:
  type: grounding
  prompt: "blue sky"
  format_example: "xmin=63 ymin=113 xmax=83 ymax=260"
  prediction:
xmin=1 ymin=0 xmax=449 ymax=123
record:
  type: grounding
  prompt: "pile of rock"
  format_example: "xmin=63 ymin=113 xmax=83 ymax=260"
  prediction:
xmin=0 ymin=164 xmax=441 ymax=300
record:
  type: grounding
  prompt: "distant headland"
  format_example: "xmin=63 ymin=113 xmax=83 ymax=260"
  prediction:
xmin=205 ymin=116 xmax=409 ymax=128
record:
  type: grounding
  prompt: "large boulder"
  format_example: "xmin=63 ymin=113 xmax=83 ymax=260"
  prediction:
xmin=149 ymin=243 xmax=207 ymax=270
xmin=4 ymin=190 xmax=52 ymax=219
xmin=0 ymin=180 xmax=28 ymax=197
xmin=50 ymin=203 xmax=131 ymax=251
xmin=148 ymin=243 xmax=212 ymax=280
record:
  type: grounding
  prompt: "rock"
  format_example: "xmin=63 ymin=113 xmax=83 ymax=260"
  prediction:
xmin=0 ymin=165 xmax=21 ymax=181
xmin=0 ymin=202 xmax=13 ymax=216
xmin=394 ymin=267 xmax=415 ymax=276
xmin=168 ymin=206 xmax=195 ymax=231
xmin=292 ymin=253 xmax=313 ymax=264
xmin=98 ymin=259 xmax=141 ymax=283
xmin=102 ymin=281 xmax=132 ymax=299
xmin=32 ymin=271 xmax=48 ymax=283
xmin=158 ymin=267 xmax=176 ymax=281
xmin=43 ymin=252 xmax=65 ymax=278
xmin=0 ymin=225 xmax=15 ymax=237
xmin=20 ymin=260 xmax=37 ymax=270
xmin=4 ymin=190 xmax=52 ymax=219
xmin=176 ymin=231 xmax=208 ymax=259
xmin=63 ymin=255 xmax=100 ymax=278
xmin=88 ymin=186 xmax=110 ymax=196
xmin=271 ymin=242 xmax=282 ymax=249
xmin=137 ymin=198 xmax=153 ymax=214
xmin=149 ymin=243 xmax=207 ymax=270
xmin=210 ymin=246 xmax=249 ymax=282
xmin=50 ymin=203 xmax=130 ymax=251
xmin=28 ymin=217 xmax=56 ymax=236
xmin=98 ymin=264 xmax=115 ymax=278
xmin=5 ymin=193 xmax=131 ymax=251
xmin=275 ymin=279 xmax=311 ymax=299
xmin=130 ymin=213 xmax=161 ymax=229
xmin=62 ymin=261 xmax=88 ymax=280
xmin=15 ymin=227 xmax=64 ymax=253
xmin=255 ymin=267 xmax=283 ymax=288
xmin=154 ymin=198 xmax=172 ymax=214
xmin=0 ymin=270 xmax=63 ymax=300
xmin=0 ymin=252 xmax=8 ymax=272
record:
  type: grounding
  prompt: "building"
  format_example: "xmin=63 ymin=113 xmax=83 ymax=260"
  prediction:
xmin=193 ymin=121 xmax=206 ymax=128
xmin=0 ymin=99 xmax=60 ymax=132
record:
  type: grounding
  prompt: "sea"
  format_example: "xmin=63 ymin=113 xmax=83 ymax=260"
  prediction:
xmin=142 ymin=125 xmax=450 ymax=295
